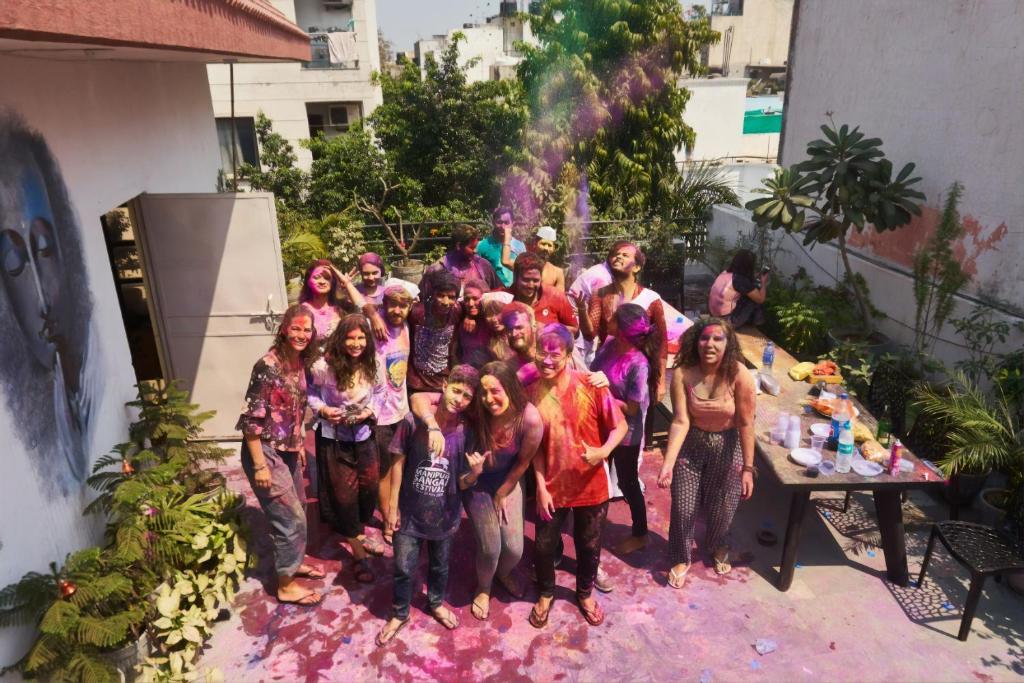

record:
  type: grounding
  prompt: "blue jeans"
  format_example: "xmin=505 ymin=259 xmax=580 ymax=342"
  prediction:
xmin=241 ymin=443 xmax=306 ymax=576
xmin=391 ymin=532 xmax=454 ymax=620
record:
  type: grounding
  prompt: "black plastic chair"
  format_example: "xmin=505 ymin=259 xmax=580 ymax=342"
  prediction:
xmin=916 ymin=521 xmax=1024 ymax=641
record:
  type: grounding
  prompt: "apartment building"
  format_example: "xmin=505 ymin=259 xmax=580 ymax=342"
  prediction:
xmin=207 ymin=0 xmax=384 ymax=171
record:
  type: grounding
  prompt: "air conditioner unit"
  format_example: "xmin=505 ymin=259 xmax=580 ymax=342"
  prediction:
xmin=328 ymin=106 xmax=349 ymax=127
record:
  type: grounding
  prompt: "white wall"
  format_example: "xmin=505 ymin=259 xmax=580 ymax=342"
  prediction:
xmin=777 ymin=0 xmax=1024 ymax=348
xmin=680 ymin=77 xmax=780 ymax=163
xmin=0 ymin=54 xmax=221 ymax=663
xmin=415 ymin=13 xmax=539 ymax=84
xmin=207 ymin=0 xmax=383 ymax=170
xmin=708 ymin=0 xmax=794 ymax=76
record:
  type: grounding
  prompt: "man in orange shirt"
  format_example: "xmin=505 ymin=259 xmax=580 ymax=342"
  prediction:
xmin=527 ymin=324 xmax=627 ymax=629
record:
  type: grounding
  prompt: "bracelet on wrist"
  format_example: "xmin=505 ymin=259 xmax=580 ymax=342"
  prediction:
xmin=742 ymin=464 xmax=756 ymax=475
xmin=428 ymin=426 xmax=442 ymax=433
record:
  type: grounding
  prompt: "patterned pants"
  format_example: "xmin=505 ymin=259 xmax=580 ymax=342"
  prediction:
xmin=315 ymin=430 xmax=380 ymax=539
xmin=241 ymin=442 xmax=307 ymax=576
xmin=535 ymin=501 xmax=608 ymax=600
xmin=669 ymin=427 xmax=743 ymax=566
xmin=463 ymin=481 xmax=524 ymax=593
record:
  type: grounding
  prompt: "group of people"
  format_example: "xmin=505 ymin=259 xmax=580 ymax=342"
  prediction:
xmin=236 ymin=208 xmax=758 ymax=647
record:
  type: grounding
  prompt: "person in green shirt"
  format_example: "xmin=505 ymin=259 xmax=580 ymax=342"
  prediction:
xmin=476 ymin=206 xmax=525 ymax=287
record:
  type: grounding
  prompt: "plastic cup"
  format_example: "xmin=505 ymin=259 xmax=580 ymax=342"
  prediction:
xmin=810 ymin=435 xmax=826 ymax=453
xmin=775 ymin=412 xmax=790 ymax=431
xmin=770 ymin=427 xmax=786 ymax=445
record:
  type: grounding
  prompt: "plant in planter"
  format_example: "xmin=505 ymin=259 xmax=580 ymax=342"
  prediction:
xmin=746 ymin=117 xmax=926 ymax=335
xmin=913 ymin=372 xmax=1023 ymax=521
xmin=0 ymin=549 xmax=148 ymax=683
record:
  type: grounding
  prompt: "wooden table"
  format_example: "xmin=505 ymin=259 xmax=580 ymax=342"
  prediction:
xmin=661 ymin=327 xmax=943 ymax=591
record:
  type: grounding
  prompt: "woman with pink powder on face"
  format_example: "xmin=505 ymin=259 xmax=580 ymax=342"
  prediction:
xmin=590 ymin=303 xmax=660 ymax=556
xmin=657 ymin=317 xmax=757 ymax=589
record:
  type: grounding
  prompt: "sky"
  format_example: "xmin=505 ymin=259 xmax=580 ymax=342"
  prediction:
xmin=376 ymin=0 xmax=711 ymax=56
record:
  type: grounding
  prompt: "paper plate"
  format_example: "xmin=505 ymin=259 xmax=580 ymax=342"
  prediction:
xmin=790 ymin=448 xmax=822 ymax=467
xmin=852 ymin=460 xmax=883 ymax=477
xmin=809 ymin=423 xmax=831 ymax=438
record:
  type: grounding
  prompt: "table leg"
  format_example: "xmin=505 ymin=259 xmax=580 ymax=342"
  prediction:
xmin=778 ymin=490 xmax=811 ymax=592
xmin=873 ymin=489 xmax=909 ymax=586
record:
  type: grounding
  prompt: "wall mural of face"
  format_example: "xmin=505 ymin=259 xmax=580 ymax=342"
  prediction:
xmin=0 ymin=112 xmax=96 ymax=492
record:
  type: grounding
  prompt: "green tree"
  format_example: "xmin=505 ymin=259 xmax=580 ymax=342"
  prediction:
xmin=509 ymin=0 xmax=719 ymax=223
xmin=370 ymin=38 xmax=528 ymax=211
xmin=745 ymin=119 xmax=926 ymax=332
xmin=237 ymin=112 xmax=306 ymax=213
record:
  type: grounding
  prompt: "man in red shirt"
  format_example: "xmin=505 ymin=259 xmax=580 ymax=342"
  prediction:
xmin=507 ymin=252 xmax=578 ymax=335
xmin=527 ymin=324 xmax=627 ymax=629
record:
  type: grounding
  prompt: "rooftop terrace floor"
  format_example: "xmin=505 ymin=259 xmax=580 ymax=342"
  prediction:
xmin=201 ymin=445 xmax=1024 ymax=682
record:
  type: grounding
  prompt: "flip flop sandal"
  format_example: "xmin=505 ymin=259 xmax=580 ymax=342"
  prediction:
xmin=353 ymin=558 xmax=375 ymax=584
xmin=470 ymin=595 xmax=490 ymax=621
xmin=528 ymin=602 xmax=551 ymax=629
xmin=577 ymin=599 xmax=605 ymax=626
xmin=295 ymin=565 xmax=326 ymax=580
xmin=430 ymin=606 xmax=459 ymax=630
xmin=713 ymin=552 xmax=732 ymax=576
xmin=667 ymin=564 xmax=690 ymax=589
xmin=375 ymin=617 xmax=411 ymax=647
xmin=277 ymin=591 xmax=323 ymax=607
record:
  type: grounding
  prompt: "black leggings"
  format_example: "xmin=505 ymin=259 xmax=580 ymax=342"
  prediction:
xmin=612 ymin=443 xmax=648 ymax=537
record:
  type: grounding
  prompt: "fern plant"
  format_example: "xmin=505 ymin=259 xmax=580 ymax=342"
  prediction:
xmin=0 ymin=549 xmax=148 ymax=683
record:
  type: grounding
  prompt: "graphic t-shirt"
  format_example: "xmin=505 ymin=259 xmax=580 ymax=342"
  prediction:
xmin=591 ymin=344 xmax=650 ymax=446
xmin=389 ymin=414 xmax=468 ymax=540
xmin=375 ymin=322 xmax=410 ymax=426
xmin=528 ymin=371 xmax=622 ymax=508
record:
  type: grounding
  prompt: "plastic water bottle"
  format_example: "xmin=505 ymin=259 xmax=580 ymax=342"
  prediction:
xmin=828 ymin=392 xmax=853 ymax=450
xmin=836 ymin=429 xmax=854 ymax=473
xmin=762 ymin=342 xmax=775 ymax=374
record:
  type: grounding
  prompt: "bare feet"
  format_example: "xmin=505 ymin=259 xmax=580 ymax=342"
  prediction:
xmin=614 ymin=535 xmax=648 ymax=556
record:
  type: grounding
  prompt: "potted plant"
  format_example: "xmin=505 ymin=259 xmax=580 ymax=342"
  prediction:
xmin=913 ymin=373 xmax=1023 ymax=517
xmin=0 ymin=549 xmax=150 ymax=683
xmin=746 ymin=117 xmax=926 ymax=339
xmin=354 ymin=177 xmax=428 ymax=284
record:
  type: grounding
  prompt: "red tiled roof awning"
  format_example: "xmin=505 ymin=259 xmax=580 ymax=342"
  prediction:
xmin=0 ymin=0 xmax=310 ymax=62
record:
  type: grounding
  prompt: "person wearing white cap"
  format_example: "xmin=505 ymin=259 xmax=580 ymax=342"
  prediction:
xmin=530 ymin=225 xmax=565 ymax=291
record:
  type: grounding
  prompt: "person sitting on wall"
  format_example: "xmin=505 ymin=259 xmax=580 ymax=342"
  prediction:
xmin=507 ymin=252 xmax=578 ymax=334
xmin=422 ymin=223 xmax=501 ymax=299
xmin=529 ymin=225 xmax=565 ymax=291
xmin=707 ymin=249 xmax=769 ymax=328
xmin=477 ymin=207 xmax=526 ymax=288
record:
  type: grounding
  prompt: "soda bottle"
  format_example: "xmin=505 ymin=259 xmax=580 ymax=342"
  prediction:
xmin=888 ymin=438 xmax=903 ymax=476
xmin=836 ymin=429 xmax=854 ymax=473
xmin=828 ymin=392 xmax=853 ymax=449
xmin=876 ymin=404 xmax=892 ymax=447
xmin=762 ymin=342 xmax=775 ymax=374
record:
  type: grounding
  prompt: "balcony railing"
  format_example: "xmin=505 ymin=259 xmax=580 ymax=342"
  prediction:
xmin=304 ymin=32 xmax=360 ymax=70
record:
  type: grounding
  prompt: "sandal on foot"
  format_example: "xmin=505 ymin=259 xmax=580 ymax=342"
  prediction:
xmin=667 ymin=564 xmax=690 ymax=589
xmin=375 ymin=617 xmax=410 ymax=647
xmin=295 ymin=565 xmax=326 ymax=580
xmin=713 ymin=550 xmax=732 ymax=576
xmin=382 ymin=529 xmax=394 ymax=546
xmin=497 ymin=573 xmax=525 ymax=599
xmin=470 ymin=594 xmax=490 ymax=621
xmin=528 ymin=601 xmax=551 ymax=629
xmin=277 ymin=590 xmax=322 ymax=607
xmin=577 ymin=598 xmax=605 ymax=626
xmin=430 ymin=605 xmax=459 ymax=630
xmin=353 ymin=558 xmax=375 ymax=583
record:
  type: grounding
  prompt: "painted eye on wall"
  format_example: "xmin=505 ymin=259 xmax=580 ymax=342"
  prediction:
xmin=30 ymin=217 xmax=56 ymax=259
xmin=0 ymin=230 xmax=29 ymax=277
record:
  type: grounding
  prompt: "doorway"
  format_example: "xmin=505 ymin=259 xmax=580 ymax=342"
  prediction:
xmin=100 ymin=205 xmax=164 ymax=384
